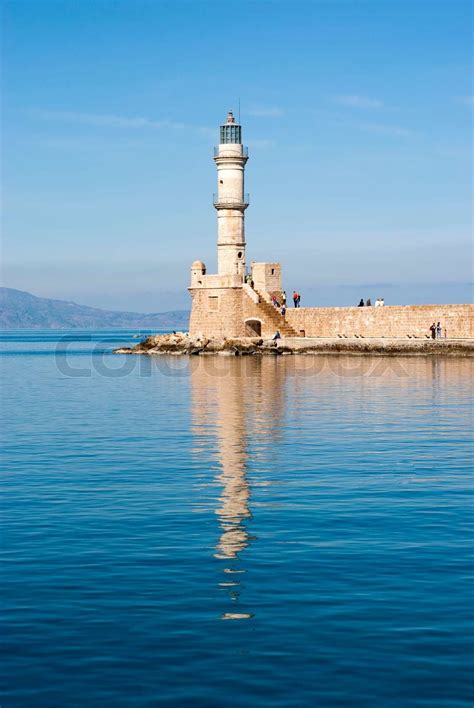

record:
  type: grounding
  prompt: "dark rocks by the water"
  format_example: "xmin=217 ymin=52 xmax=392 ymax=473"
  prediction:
xmin=114 ymin=332 xmax=270 ymax=356
xmin=114 ymin=332 xmax=474 ymax=357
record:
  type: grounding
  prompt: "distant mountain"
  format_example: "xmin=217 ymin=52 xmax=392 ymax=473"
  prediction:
xmin=0 ymin=288 xmax=190 ymax=330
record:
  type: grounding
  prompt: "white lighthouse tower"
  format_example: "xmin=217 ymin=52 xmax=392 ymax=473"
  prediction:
xmin=213 ymin=111 xmax=249 ymax=277
xmin=188 ymin=111 xmax=288 ymax=340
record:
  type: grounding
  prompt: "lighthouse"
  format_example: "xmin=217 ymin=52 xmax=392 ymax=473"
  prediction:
xmin=213 ymin=111 xmax=249 ymax=277
xmin=188 ymin=111 xmax=288 ymax=340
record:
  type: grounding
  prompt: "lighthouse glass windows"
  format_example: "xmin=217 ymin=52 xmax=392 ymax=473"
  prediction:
xmin=220 ymin=124 xmax=242 ymax=144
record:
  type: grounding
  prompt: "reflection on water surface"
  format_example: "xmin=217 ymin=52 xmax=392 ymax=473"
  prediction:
xmin=2 ymin=333 xmax=473 ymax=706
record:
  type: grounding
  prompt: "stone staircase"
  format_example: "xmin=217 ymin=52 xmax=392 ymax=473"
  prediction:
xmin=254 ymin=291 xmax=301 ymax=338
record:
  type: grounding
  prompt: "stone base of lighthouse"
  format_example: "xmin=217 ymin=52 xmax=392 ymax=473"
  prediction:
xmin=189 ymin=284 xmax=248 ymax=339
xmin=188 ymin=261 xmax=297 ymax=340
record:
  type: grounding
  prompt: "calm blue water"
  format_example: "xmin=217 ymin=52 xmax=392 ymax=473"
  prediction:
xmin=1 ymin=331 xmax=473 ymax=707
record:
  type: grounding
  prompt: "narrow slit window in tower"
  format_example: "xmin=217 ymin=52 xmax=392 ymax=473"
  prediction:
xmin=208 ymin=296 xmax=219 ymax=311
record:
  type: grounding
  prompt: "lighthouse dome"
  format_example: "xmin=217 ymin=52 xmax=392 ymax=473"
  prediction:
xmin=191 ymin=260 xmax=206 ymax=270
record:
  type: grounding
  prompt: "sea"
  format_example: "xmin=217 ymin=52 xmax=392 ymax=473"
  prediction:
xmin=1 ymin=330 xmax=473 ymax=707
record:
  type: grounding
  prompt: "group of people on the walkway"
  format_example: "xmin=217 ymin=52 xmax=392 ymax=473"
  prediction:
xmin=358 ymin=298 xmax=384 ymax=307
xmin=270 ymin=290 xmax=302 ymax=317
xmin=430 ymin=322 xmax=445 ymax=339
xmin=270 ymin=293 xmax=286 ymax=318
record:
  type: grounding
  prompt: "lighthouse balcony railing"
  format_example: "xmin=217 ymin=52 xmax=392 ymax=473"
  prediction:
xmin=214 ymin=146 xmax=248 ymax=158
xmin=213 ymin=193 xmax=250 ymax=208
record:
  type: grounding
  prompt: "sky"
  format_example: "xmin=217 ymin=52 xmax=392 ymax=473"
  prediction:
xmin=2 ymin=0 xmax=472 ymax=311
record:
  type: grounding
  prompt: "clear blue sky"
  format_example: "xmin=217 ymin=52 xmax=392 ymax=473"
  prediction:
xmin=2 ymin=0 xmax=472 ymax=311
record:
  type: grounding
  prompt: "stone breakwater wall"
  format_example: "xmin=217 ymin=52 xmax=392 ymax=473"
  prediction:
xmin=285 ymin=304 xmax=474 ymax=339
xmin=189 ymin=289 xmax=473 ymax=341
xmin=114 ymin=333 xmax=474 ymax=357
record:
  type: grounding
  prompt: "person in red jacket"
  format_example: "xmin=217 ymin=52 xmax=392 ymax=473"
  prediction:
xmin=293 ymin=291 xmax=301 ymax=308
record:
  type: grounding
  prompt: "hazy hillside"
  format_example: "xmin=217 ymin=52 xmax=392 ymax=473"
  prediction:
xmin=0 ymin=288 xmax=190 ymax=330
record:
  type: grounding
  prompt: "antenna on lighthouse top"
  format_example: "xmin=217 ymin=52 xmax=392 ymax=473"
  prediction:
xmin=238 ymin=98 xmax=241 ymax=124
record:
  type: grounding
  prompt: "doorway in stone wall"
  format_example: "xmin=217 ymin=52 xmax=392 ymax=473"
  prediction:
xmin=245 ymin=319 xmax=262 ymax=337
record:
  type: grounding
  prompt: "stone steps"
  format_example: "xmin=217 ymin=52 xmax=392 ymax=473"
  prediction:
xmin=254 ymin=291 xmax=301 ymax=337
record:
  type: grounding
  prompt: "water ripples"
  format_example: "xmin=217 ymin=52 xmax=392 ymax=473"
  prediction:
xmin=1 ymin=332 xmax=473 ymax=706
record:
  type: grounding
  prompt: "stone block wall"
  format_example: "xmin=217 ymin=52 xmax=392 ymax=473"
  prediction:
xmin=285 ymin=304 xmax=474 ymax=339
xmin=189 ymin=287 xmax=282 ymax=339
xmin=189 ymin=287 xmax=473 ymax=341
xmin=189 ymin=287 xmax=247 ymax=338
xmin=251 ymin=262 xmax=282 ymax=295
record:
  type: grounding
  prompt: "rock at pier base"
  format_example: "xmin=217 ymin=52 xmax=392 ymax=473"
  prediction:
xmin=113 ymin=333 xmax=474 ymax=357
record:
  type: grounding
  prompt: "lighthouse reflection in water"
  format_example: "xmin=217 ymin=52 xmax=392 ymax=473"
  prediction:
xmin=191 ymin=356 xmax=284 ymax=621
